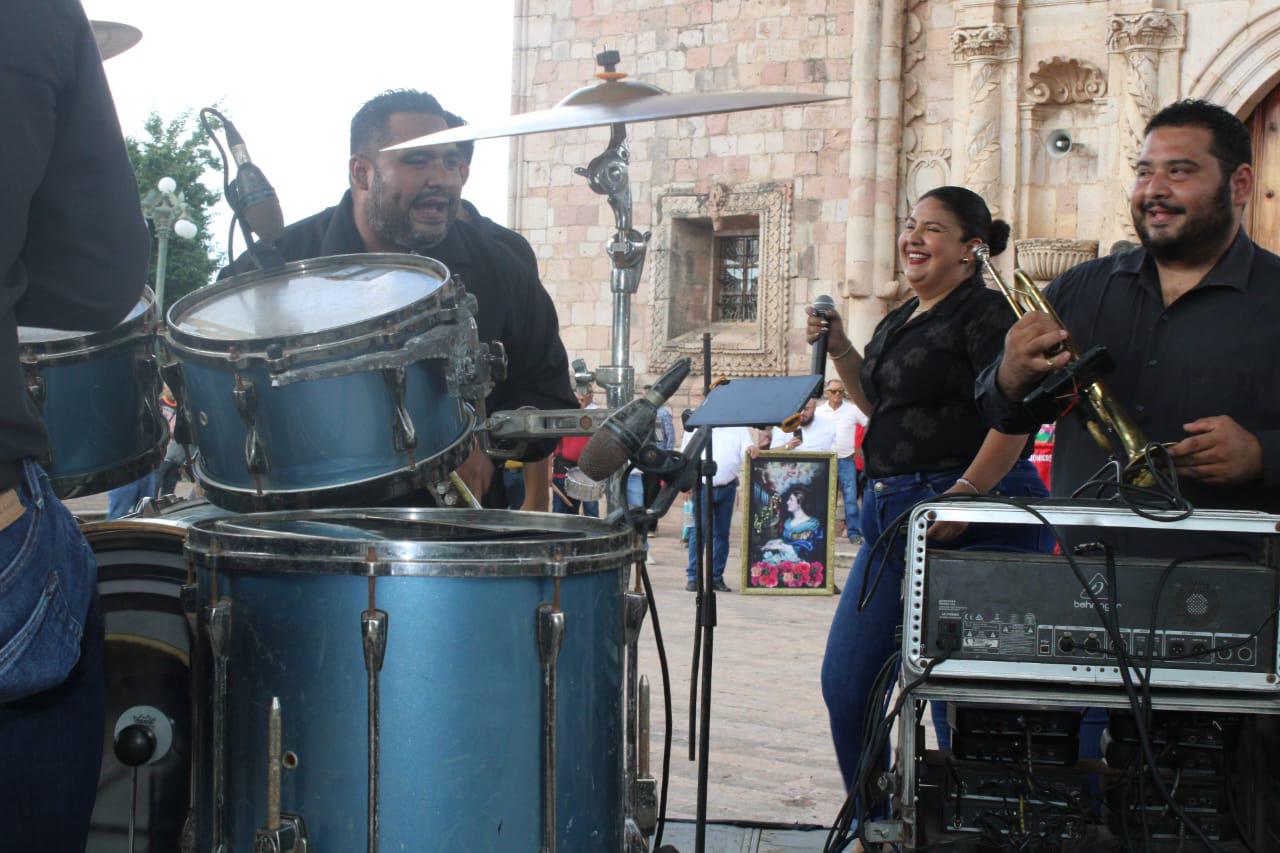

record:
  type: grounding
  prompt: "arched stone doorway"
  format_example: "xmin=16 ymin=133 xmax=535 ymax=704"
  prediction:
xmin=1247 ymin=85 xmax=1280 ymax=254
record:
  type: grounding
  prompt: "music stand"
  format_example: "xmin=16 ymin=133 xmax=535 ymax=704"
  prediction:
xmin=683 ymin=350 xmax=823 ymax=853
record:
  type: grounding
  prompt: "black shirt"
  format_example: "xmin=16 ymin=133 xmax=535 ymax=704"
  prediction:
xmin=976 ymin=232 xmax=1280 ymax=516
xmin=1 ymin=0 xmax=150 ymax=472
xmin=460 ymin=199 xmax=539 ymax=274
xmin=862 ymin=275 xmax=1026 ymax=477
xmin=223 ymin=191 xmax=576 ymax=459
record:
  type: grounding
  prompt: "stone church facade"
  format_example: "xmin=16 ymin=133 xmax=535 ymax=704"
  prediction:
xmin=508 ymin=0 xmax=1280 ymax=412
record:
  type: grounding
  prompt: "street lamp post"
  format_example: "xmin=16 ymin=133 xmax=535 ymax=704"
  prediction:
xmin=141 ymin=176 xmax=198 ymax=317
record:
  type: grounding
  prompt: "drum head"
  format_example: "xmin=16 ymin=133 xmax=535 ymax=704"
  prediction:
xmin=187 ymin=508 xmax=634 ymax=577
xmin=18 ymin=291 xmax=153 ymax=351
xmin=171 ymin=255 xmax=447 ymax=342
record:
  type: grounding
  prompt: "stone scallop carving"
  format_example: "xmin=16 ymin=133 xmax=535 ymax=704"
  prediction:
xmin=1015 ymin=239 xmax=1100 ymax=284
xmin=1028 ymin=57 xmax=1107 ymax=105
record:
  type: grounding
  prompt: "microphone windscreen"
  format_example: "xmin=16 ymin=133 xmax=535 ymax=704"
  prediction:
xmin=813 ymin=294 xmax=835 ymax=314
xmin=578 ymin=428 xmax=631 ymax=481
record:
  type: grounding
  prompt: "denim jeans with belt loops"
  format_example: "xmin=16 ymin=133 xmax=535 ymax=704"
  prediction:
xmin=820 ymin=459 xmax=1051 ymax=791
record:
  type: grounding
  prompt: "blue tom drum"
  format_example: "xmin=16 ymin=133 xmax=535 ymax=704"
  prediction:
xmin=164 ymin=255 xmax=500 ymax=511
xmin=184 ymin=508 xmax=629 ymax=852
xmin=18 ymin=289 xmax=168 ymax=498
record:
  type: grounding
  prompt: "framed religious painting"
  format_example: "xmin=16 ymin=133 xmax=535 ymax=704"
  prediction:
xmin=740 ymin=450 xmax=837 ymax=595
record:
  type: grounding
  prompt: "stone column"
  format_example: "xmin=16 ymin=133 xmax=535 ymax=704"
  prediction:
xmin=1106 ymin=11 xmax=1186 ymax=240
xmin=951 ymin=24 xmax=1014 ymax=216
xmin=842 ymin=0 xmax=906 ymax=346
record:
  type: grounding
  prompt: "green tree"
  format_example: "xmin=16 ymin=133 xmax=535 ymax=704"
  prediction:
xmin=125 ymin=111 xmax=223 ymax=312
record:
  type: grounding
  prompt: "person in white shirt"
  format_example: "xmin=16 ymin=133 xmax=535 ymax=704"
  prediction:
xmin=680 ymin=425 xmax=758 ymax=592
xmin=814 ymin=379 xmax=868 ymax=542
xmin=763 ymin=398 xmax=837 ymax=454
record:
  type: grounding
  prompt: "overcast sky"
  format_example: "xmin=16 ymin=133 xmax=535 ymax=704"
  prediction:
xmin=86 ymin=0 xmax=516 ymax=256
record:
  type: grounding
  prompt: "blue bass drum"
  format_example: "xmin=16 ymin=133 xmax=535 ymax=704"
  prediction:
xmin=164 ymin=255 xmax=500 ymax=512
xmin=184 ymin=509 xmax=629 ymax=852
xmin=18 ymin=290 xmax=167 ymax=498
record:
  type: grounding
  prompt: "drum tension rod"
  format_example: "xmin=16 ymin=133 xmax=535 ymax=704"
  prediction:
xmin=537 ymin=578 xmax=567 ymax=853
xmin=253 ymin=697 xmax=310 ymax=852
xmin=362 ymin=572 xmax=389 ymax=853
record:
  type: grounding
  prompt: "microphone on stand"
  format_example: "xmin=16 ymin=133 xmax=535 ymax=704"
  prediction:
xmin=222 ymin=118 xmax=284 ymax=245
xmin=578 ymin=358 xmax=691 ymax=481
xmin=809 ymin=294 xmax=835 ymax=398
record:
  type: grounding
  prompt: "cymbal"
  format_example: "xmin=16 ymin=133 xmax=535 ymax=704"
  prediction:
xmin=385 ymin=78 xmax=841 ymax=151
xmin=91 ymin=21 xmax=143 ymax=61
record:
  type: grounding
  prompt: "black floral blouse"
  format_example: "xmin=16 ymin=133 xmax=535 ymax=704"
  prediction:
xmin=860 ymin=275 xmax=1028 ymax=477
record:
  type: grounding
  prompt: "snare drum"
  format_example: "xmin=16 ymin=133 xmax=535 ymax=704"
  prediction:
xmin=164 ymin=255 xmax=500 ymax=511
xmin=82 ymin=498 xmax=230 ymax=853
xmin=18 ymin=290 xmax=167 ymax=498
xmin=185 ymin=509 xmax=630 ymax=852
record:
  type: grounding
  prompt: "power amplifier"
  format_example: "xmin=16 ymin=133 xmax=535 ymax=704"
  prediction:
xmin=906 ymin=550 xmax=1279 ymax=691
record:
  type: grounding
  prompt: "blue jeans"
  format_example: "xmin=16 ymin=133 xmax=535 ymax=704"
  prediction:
xmin=0 ymin=460 xmax=104 ymax=850
xmin=503 ymin=468 xmax=525 ymax=510
xmin=107 ymin=470 xmax=157 ymax=519
xmin=820 ymin=460 xmax=1050 ymax=790
xmin=837 ymin=456 xmax=862 ymax=539
xmin=686 ymin=481 xmax=738 ymax=583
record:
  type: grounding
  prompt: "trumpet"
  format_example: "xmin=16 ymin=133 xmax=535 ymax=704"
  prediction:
xmin=973 ymin=244 xmax=1161 ymax=488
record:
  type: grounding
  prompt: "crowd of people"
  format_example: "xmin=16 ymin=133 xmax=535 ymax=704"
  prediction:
xmin=4 ymin=4 xmax=1279 ymax=847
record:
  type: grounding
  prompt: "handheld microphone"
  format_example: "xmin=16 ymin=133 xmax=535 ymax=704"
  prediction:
xmin=810 ymin=294 xmax=835 ymax=397
xmin=578 ymin=358 xmax=692 ymax=481
xmin=223 ymin=118 xmax=284 ymax=244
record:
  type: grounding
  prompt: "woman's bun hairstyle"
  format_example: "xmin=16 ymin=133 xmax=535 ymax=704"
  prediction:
xmin=986 ymin=219 xmax=1011 ymax=257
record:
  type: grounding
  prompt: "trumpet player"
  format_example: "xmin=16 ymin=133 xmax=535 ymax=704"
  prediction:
xmin=977 ymin=99 xmax=1280 ymax=540
xmin=807 ymin=186 xmax=1052 ymax=798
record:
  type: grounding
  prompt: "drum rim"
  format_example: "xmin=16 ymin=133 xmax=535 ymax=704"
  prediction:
xmin=18 ymin=287 xmax=156 ymax=362
xmin=49 ymin=419 xmax=170 ymax=500
xmin=185 ymin=508 xmax=636 ymax=577
xmin=190 ymin=405 xmax=475 ymax=512
xmin=163 ymin=254 xmax=456 ymax=367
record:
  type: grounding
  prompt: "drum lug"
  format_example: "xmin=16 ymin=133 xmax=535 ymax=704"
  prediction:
xmin=382 ymin=366 xmax=417 ymax=452
xmin=207 ymin=598 xmax=233 ymax=853
xmin=232 ymin=377 xmax=271 ymax=476
xmin=634 ymin=676 xmax=658 ymax=837
xmin=484 ymin=340 xmax=508 ymax=383
xmin=623 ymin=818 xmax=649 ymax=853
xmin=536 ymin=599 xmax=566 ymax=853
xmin=361 ymin=607 xmax=389 ymax=853
xmin=254 ymin=815 xmax=309 ymax=853
xmin=22 ymin=361 xmax=45 ymax=412
xmin=623 ymin=589 xmax=648 ymax=826
xmin=135 ymin=352 xmax=164 ymax=443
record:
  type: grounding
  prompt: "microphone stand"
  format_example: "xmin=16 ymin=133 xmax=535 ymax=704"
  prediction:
xmin=693 ymin=332 xmax=717 ymax=853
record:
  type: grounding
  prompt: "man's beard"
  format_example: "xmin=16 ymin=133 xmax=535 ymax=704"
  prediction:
xmin=366 ymin=174 xmax=452 ymax=253
xmin=1132 ymin=177 xmax=1235 ymax=266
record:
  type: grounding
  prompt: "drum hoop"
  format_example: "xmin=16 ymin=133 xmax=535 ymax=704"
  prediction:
xmin=164 ymin=254 xmax=457 ymax=368
xmin=190 ymin=405 xmax=475 ymax=512
xmin=18 ymin=287 xmax=157 ymax=362
xmin=185 ymin=508 xmax=635 ymax=578
xmin=50 ymin=418 xmax=170 ymax=500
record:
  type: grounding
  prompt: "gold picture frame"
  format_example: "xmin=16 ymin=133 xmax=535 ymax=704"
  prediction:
xmin=739 ymin=450 xmax=838 ymax=595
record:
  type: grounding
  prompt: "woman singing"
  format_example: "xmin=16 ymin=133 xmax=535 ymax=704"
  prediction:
xmin=809 ymin=187 xmax=1051 ymax=799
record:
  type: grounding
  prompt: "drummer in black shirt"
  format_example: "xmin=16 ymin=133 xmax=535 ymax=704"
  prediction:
xmin=224 ymin=89 xmax=576 ymax=505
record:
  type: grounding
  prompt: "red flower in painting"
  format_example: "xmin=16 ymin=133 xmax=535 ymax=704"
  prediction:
xmin=807 ymin=562 xmax=826 ymax=587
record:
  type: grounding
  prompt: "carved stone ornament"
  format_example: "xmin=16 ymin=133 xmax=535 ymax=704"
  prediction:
xmin=1015 ymin=238 xmax=1100 ymax=283
xmin=951 ymin=24 xmax=1012 ymax=63
xmin=1028 ymin=57 xmax=1107 ymax=104
xmin=1106 ymin=11 xmax=1185 ymax=53
xmin=649 ymin=182 xmax=793 ymax=376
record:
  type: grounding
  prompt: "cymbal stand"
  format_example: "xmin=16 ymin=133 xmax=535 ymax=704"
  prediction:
xmin=574 ymin=120 xmax=649 ymax=414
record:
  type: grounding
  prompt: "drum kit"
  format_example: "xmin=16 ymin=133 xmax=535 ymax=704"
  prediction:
xmin=57 ymin=32 xmax=838 ymax=853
